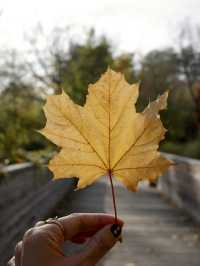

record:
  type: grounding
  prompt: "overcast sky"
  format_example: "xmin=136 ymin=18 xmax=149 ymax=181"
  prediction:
xmin=0 ymin=0 xmax=200 ymax=54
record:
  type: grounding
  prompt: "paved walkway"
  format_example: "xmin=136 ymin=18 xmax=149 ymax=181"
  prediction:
xmin=54 ymin=178 xmax=200 ymax=266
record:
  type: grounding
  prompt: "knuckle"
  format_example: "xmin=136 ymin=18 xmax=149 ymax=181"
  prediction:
xmin=32 ymin=229 xmax=49 ymax=243
xmin=15 ymin=241 xmax=22 ymax=255
xmin=24 ymin=227 xmax=36 ymax=239
xmin=24 ymin=227 xmax=48 ymax=244
xmin=34 ymin=220 xmax=45 ymax=227
xmin=68 ymin=213 xmax=85 ymax=230
xmin=68 ymin=213 xmax=81 ymax=219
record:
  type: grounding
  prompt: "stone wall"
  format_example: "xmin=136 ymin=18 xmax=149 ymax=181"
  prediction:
xmin=0 ymin=163 xmax=74 ymax=265
xmin=159 ymin=153 xmax=200 ymax=223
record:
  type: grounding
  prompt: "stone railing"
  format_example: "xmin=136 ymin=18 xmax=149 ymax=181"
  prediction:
xmin=1 ymin=153 xmax=200 ymax=264
xmin=159 ymin=153 xmax=200 ymax=223
xmin=0 ymin=163 xmax=75 ymax=266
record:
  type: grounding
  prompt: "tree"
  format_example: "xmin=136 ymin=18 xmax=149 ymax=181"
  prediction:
xmin=177 ymin=22 xmax=200 ymax=132
xmin=139 ymin=49 xmax=179 ymax=101
xmin=0 ymin=27 xmax=137 ymax=164
xmin=0 ymin=82 xmax=46 ymax=164
xmin=112 ymin=53 xmax=137 ymax=83
xmin=54 ymin=31 xmax=114 ymax=104
xmin=26 ymin=27 xmax=136 ymax=105
xmin=138 ymin=47 xmax=199 ymax=143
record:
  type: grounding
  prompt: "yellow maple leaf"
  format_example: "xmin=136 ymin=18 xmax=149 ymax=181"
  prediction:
xmin=39 ymin=69 xmax=172 ymax=192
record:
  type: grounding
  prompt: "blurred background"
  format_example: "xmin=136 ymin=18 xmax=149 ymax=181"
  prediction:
xmin=0 ymin=0 xmax=200 ymax=165
xmin=1 ymin=1 xmax=200 ymax=265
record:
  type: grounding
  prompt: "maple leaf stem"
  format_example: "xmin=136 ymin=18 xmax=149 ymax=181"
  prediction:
xmin=108 ymin=170 xmax=118 ymax=224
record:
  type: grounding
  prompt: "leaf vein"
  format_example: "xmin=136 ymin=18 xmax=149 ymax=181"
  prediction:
xmin=50 ymin=163 xmax=105 ymax=170
xmin=52 ymin=97 xmax=107 ymax=168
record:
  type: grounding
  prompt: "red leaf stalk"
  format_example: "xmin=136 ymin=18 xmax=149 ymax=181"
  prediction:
xmin=108 ymin=169 xmax=118 ymax=224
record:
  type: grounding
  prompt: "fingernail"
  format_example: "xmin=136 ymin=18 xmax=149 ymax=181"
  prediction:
xmin=110 ymin=224 xmax=122 ymax=238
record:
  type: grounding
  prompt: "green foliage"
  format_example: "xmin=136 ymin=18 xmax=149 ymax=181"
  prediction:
xmin=138 ymin=48 xmax=199 ymax=138
xmin=162 ymin=139 xmax=200 ymax=159
xmin=0 ymin=84 xmax=50 ymax=164
xmin=1 ymin=28 xmax=200 ymax=164
xmin=139 ymin=49 xmax=179 ymax=102
xmin=0 ymin=30 xmax=136 ymax=164
xmin=52 ymin=31 xmax=114 ymax=104
xmin=163 ymin=88 xmax=198 ymax=142
xmin=112 ymin=53 xmax=137 ymax=83
xmin=50 ymin=30 xmax=136 ymax=105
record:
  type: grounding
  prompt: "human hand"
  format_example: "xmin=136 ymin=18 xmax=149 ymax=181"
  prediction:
xmin=8 ymin=213 xmax=123 ymax=266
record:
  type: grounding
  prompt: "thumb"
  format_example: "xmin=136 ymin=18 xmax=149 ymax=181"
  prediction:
xmin=81 ymin=224 xmax=122 ymax=265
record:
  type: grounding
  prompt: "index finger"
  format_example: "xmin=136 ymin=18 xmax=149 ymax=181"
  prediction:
xmin=59 ymin=213 xmax=124 ymax=240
